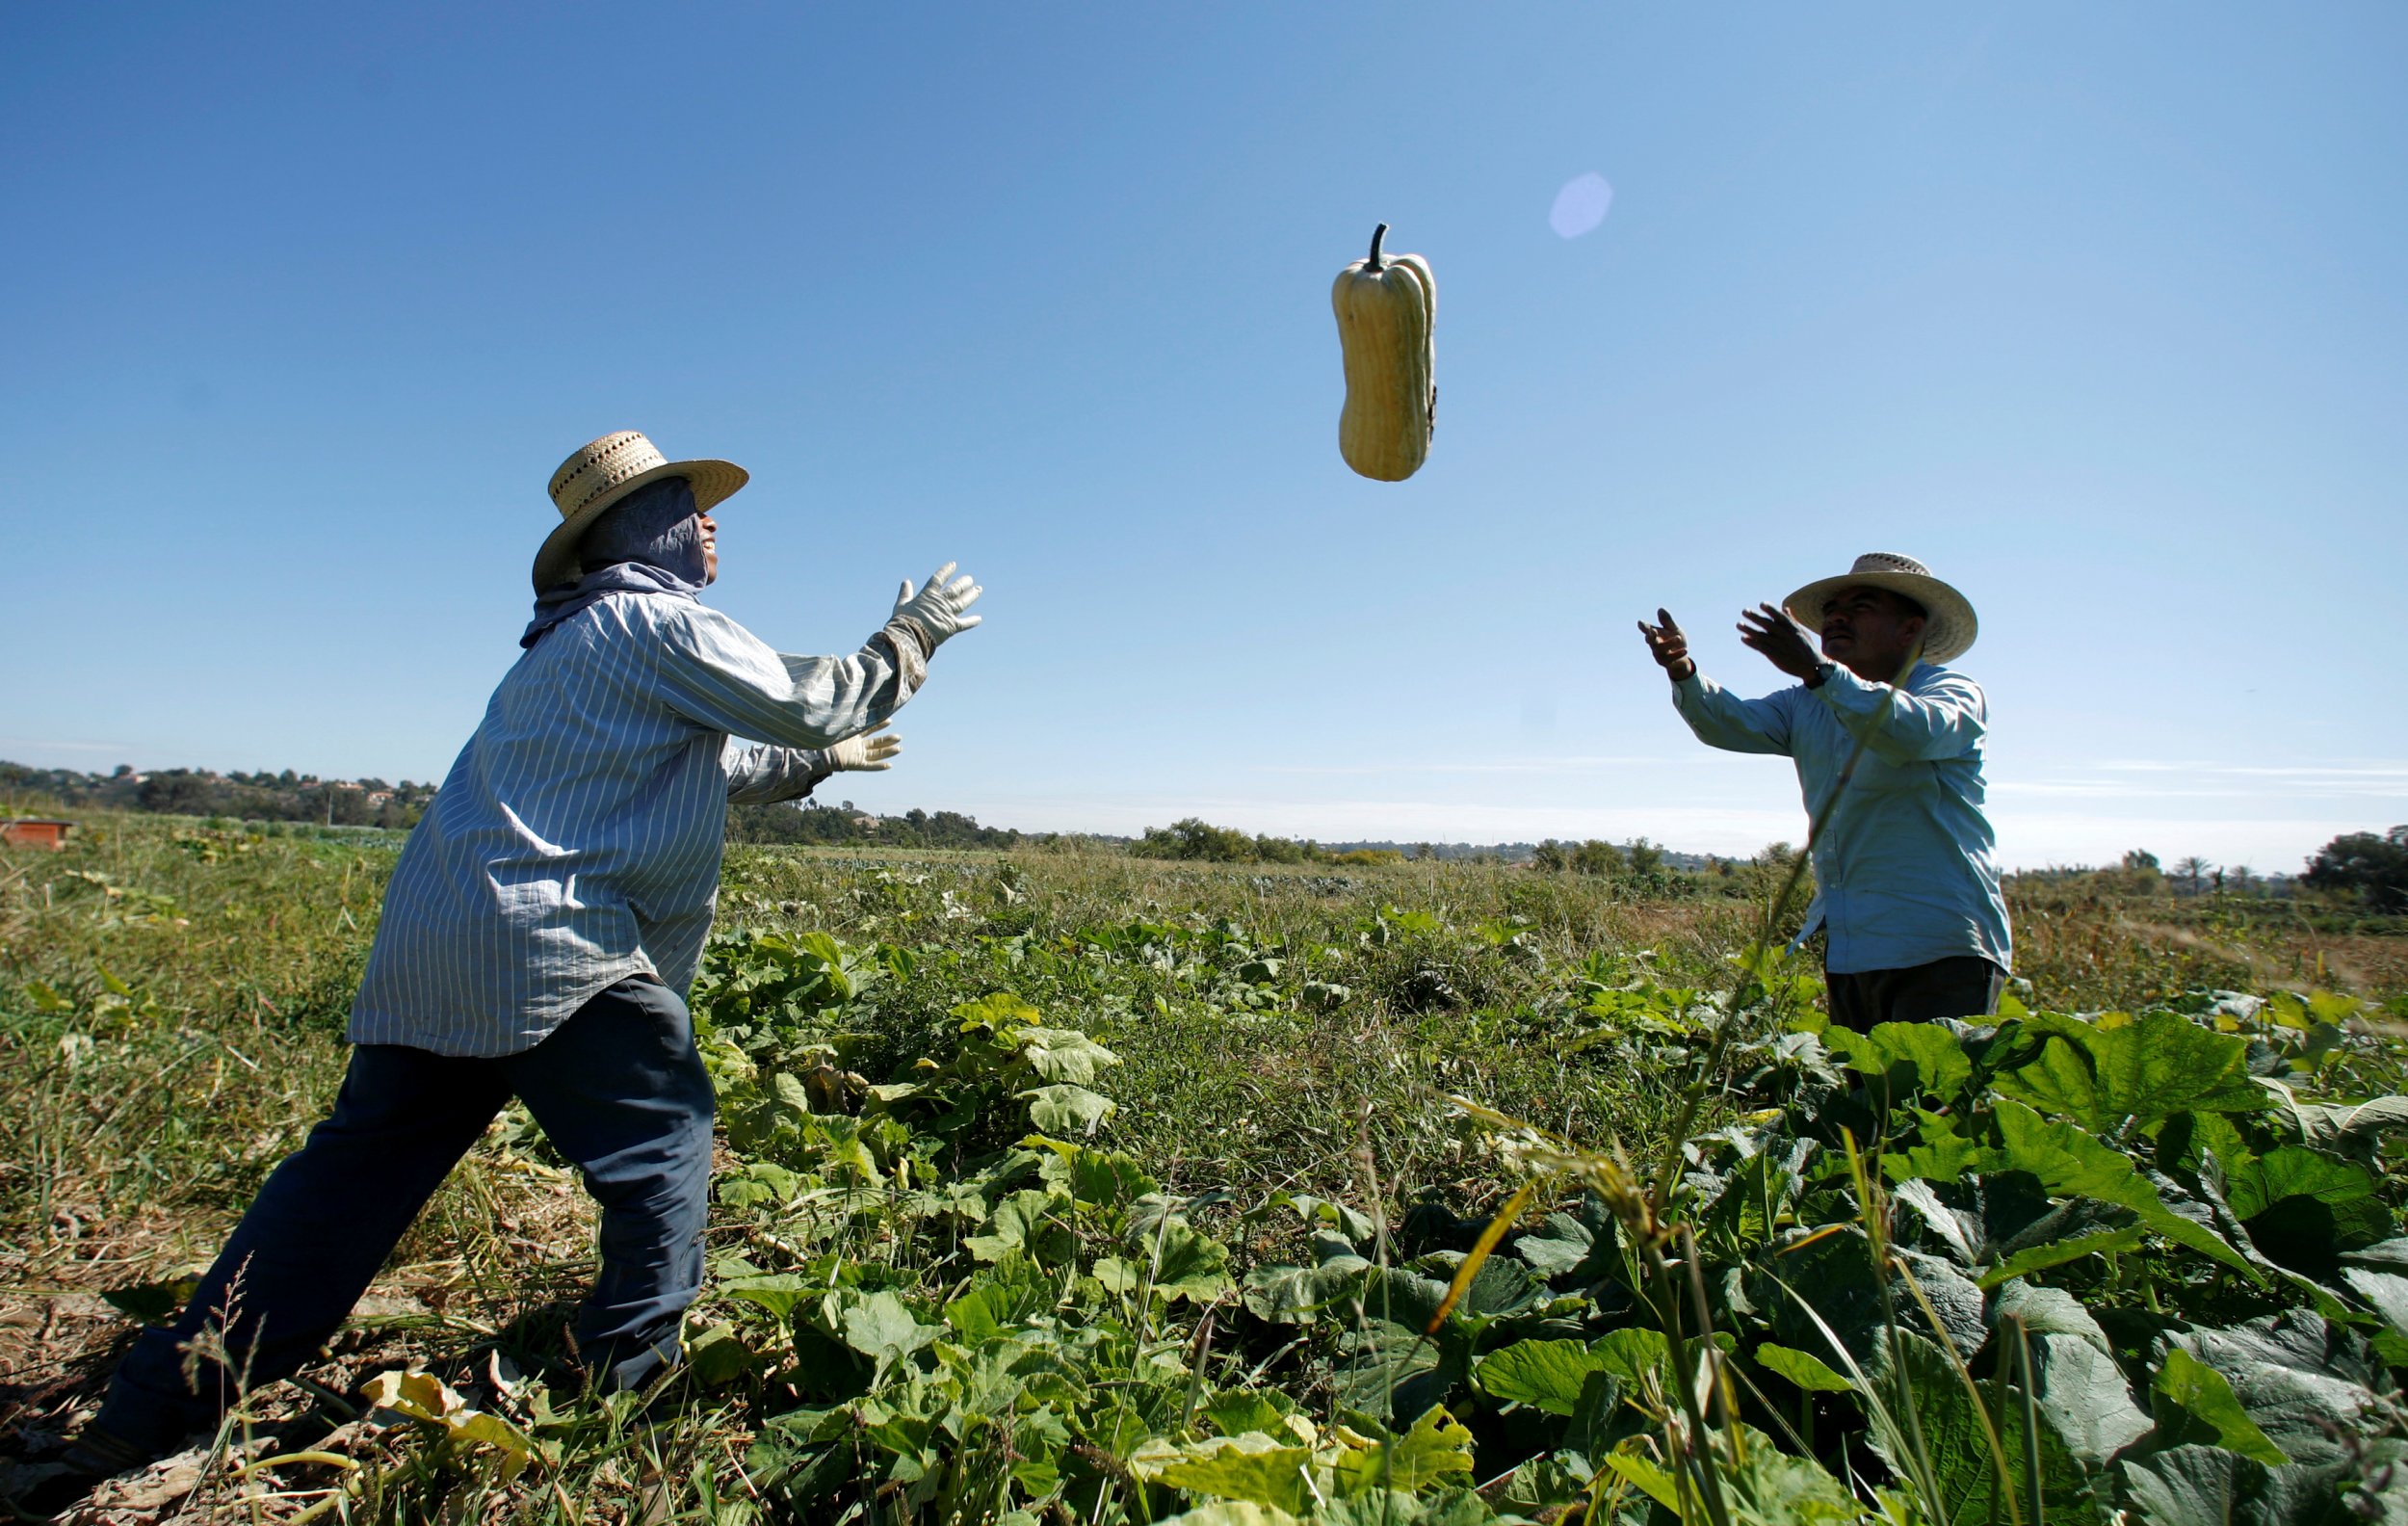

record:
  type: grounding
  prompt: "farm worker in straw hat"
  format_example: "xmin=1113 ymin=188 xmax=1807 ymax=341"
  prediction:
xmin=1637 ymin=553 xmax=2010 ymax=1032
xmin=46 ymin=431 xmax=985 ymax=1495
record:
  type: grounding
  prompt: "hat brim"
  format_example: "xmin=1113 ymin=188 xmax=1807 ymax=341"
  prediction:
xmin=532 ymin=458 xmax=749 ymax=592
xmin=1784 ymin=569 xmax=1978 ymax=665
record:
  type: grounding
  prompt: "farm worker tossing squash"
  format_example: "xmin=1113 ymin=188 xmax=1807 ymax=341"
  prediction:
xmin=36 ymin=431 xmax=983 ymax=1510
xmin=1638 ymin=553 xmax=2012 ymax=1032
xmin=1332 ymin=223 xmax=1436 ymax=482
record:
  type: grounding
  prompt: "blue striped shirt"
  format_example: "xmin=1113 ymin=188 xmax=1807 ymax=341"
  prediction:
xmin=1672 ymin=661 xmax=2012 ymax=976
xmin=350 ymin=592 xmax=923 ymax=1056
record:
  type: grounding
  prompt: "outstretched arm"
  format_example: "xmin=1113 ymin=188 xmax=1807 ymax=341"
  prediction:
xmin=649 ymin=564 xmax=983 ymax=749
xmin=1641 ymin=607 xmax=1795 ymax=756
xmin=724 ymin=725 xmax=903 ymax=804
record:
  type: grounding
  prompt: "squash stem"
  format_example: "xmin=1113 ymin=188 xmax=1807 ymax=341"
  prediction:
xmin=1367 ymin=223 xmax=1388 ymax=273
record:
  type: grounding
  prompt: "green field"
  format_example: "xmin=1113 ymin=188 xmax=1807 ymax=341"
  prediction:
xmin=5 ymin=815 xmax=2407 ymax=1523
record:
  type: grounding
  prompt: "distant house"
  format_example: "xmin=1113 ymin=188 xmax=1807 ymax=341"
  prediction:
xmin=1 ymin=819 xmax=74 ymax=852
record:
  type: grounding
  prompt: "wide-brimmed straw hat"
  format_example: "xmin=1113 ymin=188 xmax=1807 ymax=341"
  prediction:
xmin=1785 ymin=552 xmax=1978 ymax=664
xmin=534 ymin=431 xmax=749 ymax=592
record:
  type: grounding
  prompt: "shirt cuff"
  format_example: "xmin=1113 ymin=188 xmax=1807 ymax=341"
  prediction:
xmin=878 ymin=619 xmax=931 ymax=697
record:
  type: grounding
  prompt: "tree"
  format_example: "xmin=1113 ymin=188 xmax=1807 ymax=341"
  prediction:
xmin=1626 ymin=838 xmax=1665 ymax=876
xmin=1571 ymin=839 xmax=1625 ymax=877
xmin=1531 ymin=840 xmax=1569 ymax=873
xmin=138 ymin=770 xmax=214 ymax=815
xmin=2171 ymin=855 xmax=2212 ymax=896
xmin=2303 ymin=826 xmax=2408 ymax=911
xmin=1136 ymin=818 xmax=1257 ymax=863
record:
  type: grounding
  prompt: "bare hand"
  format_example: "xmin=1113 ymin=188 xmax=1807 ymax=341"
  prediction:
xmin=1637 ymin=608 xmax=1695 ymax=682
xmin=1738 ymin=603 xmax=1823 ymax=682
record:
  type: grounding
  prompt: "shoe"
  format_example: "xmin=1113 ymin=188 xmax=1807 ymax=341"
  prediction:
xmin=4 ymin=1426 xmax=159 ymax=1521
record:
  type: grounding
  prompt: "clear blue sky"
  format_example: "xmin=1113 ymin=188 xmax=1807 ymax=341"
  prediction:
xmin=6 ymin=4 xmax=2403 ymax=871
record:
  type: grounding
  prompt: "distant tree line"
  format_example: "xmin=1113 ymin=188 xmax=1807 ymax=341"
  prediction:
xmin=726 ymin=799 xmax=1024 ymax=851
xmin=1130 ymin=818 xmax=1408 ymax=866
xmin=2 ymin=761 xmax=433 ymax=829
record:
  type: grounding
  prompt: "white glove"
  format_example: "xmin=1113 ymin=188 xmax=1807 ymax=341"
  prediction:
xmin=823 ymin=723 xmax=902 ymax=774
xmin=889 ymin=561 xmax=984 ymax=652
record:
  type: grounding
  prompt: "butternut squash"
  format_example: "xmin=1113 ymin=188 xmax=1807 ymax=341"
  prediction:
xmin=1331 ymin=223 xmax=1436 ymax=482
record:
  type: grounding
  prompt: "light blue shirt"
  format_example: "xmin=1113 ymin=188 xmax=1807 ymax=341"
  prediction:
xmin=350 ymin=592 xmax=923 ymax=1056
xmin=1672 ymin=661 xmax=2011 ymax=976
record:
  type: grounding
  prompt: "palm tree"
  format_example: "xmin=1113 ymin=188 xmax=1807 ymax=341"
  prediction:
xmin=2172 ymin=855 xmax=2212 ymax=896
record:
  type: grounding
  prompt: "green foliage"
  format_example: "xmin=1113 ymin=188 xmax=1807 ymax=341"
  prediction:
xmin=10 ymin=813 xmax=2408 ymax=1524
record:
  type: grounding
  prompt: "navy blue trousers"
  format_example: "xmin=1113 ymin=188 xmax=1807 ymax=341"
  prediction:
xmin=94 ymin=977 xmax=715 ymax=1453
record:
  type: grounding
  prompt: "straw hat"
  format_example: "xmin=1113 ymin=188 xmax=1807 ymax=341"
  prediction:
xmin=534 ymin=431 xmax=749 ymax=591
xmin=1785 ymin=552 xmax=1978 ymax=664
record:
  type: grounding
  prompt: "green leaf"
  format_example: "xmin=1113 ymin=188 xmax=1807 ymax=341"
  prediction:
xmin=1822 ymin=1021 xmax=1973 ymax=1103
xmin=1998 ymin=1011 xmax=2267 ymax=1134
xmin=1243 ymin=1256 xmax=1369 ymax=1325
xmin=2344 ymin=1267 xmax=2408 ymax=1341
xmin=1200 ymin=1390 xmax=1296 ymax=1440
xmin=1990 ymin=1098 xmax=2258 ymax=1278
xmin=955 ymin=991 xmax=1043 ymax=1033
xmin=2219 ymin=1144 xmax=2391 ymax=1278
xmin=1756 ymin=1342 xmax=1854 ymax=1393
xmin=1993 ymin=1282 xmax=2152 ymax=1465
xmin=839 ymin=1291 xmax=942 ymax=1381
xmin=1587 ymin=1327 xmax=1671 ymax=1385
xmin=1144 ymin=1218 xmax=1236 ymax=1303
xmin=685 ymin=1323 xmax=767 ymax=1387
xmin=1511 ymin=1209 xmax=1610 ymax=1280
xmin=1020 ymin=1083 xmax=1115 ymax=1137
xmin=1154 ymin=1505 xmax=1302 ymax=1526
xmin=1472 ymin=1338 xmax=1604 ymax=1414
xmin=719 ymin=1273 xmax=817 ymax=1323
xmin=2170 ymin=1311 xmax=2386 ymax=1466
xmin=1977 ymin=1223 xmax=2145 ymax=1288
xmin=966 ymin=1189 xmax=1075 ymax=1265
xmin=1330 ymin=1406 xmax=1476 ymax=1497
xmin=1722 ymin=1423 xmax=1867 ymax=1520
xmin=2119 ymin=1445 xmax=2273 ymax=1526
xmin=2152 ymin=1348 xmax=2290 ymax=1466
xmin=1030 ymin=1140 xmax=1159 ymax=1206
xmin=1868 ymin=1329 xmax=2093 ymax=1526
xmin=1017 ymin=1026 xmax=1120 ymax=1085
xmin=2281 ymin=1094 xmax=2408 ymax=1162
xmin=943 ymin=1268 xmax=1053 ymax=1343
xmin=1158 ymin=1438 xmax=1317 ymax=1514
xmin=1600 ymin=1451 xmax=1682 ymax=1512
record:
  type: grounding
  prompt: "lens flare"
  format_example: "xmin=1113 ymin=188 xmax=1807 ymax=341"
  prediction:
xmin=1550 ymin=171 xmax=1613 ymax=239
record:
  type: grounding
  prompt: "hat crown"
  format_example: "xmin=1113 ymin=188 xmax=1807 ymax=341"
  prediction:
xmin=1849 ymin=551 xmax=1933 ymax=578
xmin=549 ymin=432 xmax=672 ymax=523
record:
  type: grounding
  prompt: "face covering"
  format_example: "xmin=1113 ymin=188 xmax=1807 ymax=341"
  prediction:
xmin=522 ymin=475 xmax=707 ymax=648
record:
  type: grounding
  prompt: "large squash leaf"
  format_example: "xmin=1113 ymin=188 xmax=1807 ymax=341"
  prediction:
xmin=1868 ymin=1330 xmax=2094 ymax=1526
xmin=1999 ymin=1012 xmax=2268 ymax=1134
xmin=1993 ymin=1280 xmax=2153 ymax=1465
xmin=1989 ymin=1099 xmax=2258 ymax=1277
xmin=1471 ymin=1337 xmax=1603 ymax=1415
xmin=2151 ymin=1349 xmax=2290 ymax=1467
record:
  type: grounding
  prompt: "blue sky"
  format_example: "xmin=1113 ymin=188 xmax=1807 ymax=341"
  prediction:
xmin=5 ymin=4 xmax=2402 ymax=871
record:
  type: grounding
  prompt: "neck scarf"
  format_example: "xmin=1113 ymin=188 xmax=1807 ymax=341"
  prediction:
xmin=522 ymin=475 xmax=707 ymax=648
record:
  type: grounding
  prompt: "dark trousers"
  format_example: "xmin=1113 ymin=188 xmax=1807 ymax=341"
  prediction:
xmin=1823 ymin=956 xmax=2006 ymax=1033
xmin=94 ymin=977 xmax=715 ymax=1453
